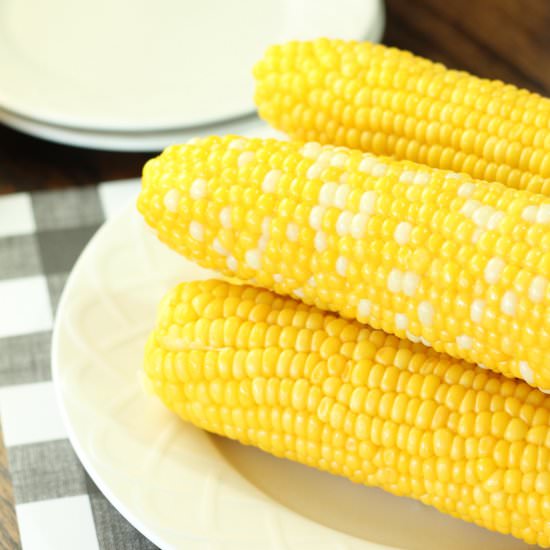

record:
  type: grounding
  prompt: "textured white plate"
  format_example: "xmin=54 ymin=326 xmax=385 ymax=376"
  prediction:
xmin=0 ymin=0 xmax=384 ymax=132
xmin=52 ymin=202 xmax=533 ymax=550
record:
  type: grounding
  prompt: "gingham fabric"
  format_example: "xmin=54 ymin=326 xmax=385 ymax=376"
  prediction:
xmin=0 ymin=180 xmax=158 ymax=550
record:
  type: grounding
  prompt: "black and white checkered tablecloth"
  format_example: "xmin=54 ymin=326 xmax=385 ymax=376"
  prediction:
xmin=0 ymin=180 xmax=158 ymax=550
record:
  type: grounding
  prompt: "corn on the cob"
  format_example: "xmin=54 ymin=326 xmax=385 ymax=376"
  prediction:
xmin=144 ymin=279 xmax=550 ymax=547
xmin=138 ymin=136 xmax=550 ymax=390
xmin=253 ymin=39 xmax=550 ymax=195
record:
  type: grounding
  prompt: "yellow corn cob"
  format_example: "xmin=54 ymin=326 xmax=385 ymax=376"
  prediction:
xmin=138 ymin=135 xmax=550 ymax=390
xmin=144 ymin=279 xmax=550 ymax=547
xmin=253 ymin=39 xmax=550 ymax=195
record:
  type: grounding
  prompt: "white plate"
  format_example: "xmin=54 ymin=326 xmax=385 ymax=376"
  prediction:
xmin=0 ymin=109 xmax=281 ymax=152
xmin=52 ymin=199 xmax=533 ymax=550
xmin=0 ymin=0 xmax=384 ymax=132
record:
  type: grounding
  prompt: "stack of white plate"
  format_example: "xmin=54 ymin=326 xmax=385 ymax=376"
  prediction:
xmin=0 ymin=0 xmax=384 ymax=151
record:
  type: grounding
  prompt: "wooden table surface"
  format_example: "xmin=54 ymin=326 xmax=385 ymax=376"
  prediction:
xmin=1 ymin=0 xmax=549 ymax=547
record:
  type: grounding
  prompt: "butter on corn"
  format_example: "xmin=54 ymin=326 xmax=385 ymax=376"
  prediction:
xmin=144 ymin=279 xmax=550 ymax=547
xmin=254 ymin=39 xmax=550 ymax=195
xmin=138 ymin=136 xmax=550 ymax=390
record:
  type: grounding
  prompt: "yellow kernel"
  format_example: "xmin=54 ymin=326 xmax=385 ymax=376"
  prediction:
xmin=504 ymin=418 xmax=528 ymax=442
xmin=433 ymin=428 xmax=453 ymax=457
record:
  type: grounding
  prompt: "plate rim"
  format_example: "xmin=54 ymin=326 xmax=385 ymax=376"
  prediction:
xmin=0 ymin=107 xmax=272 ymax=152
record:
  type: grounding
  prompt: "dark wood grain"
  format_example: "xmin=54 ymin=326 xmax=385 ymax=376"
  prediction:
xmin=384 ymin=0 xmax=550 ymax=94
xmin=0 ymin=125 xmax=151 ymax=195
xmin=0 ymin=0 xmax=548 ymax=545
xmin=0 ymin=422 xmax=20 ymax=549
